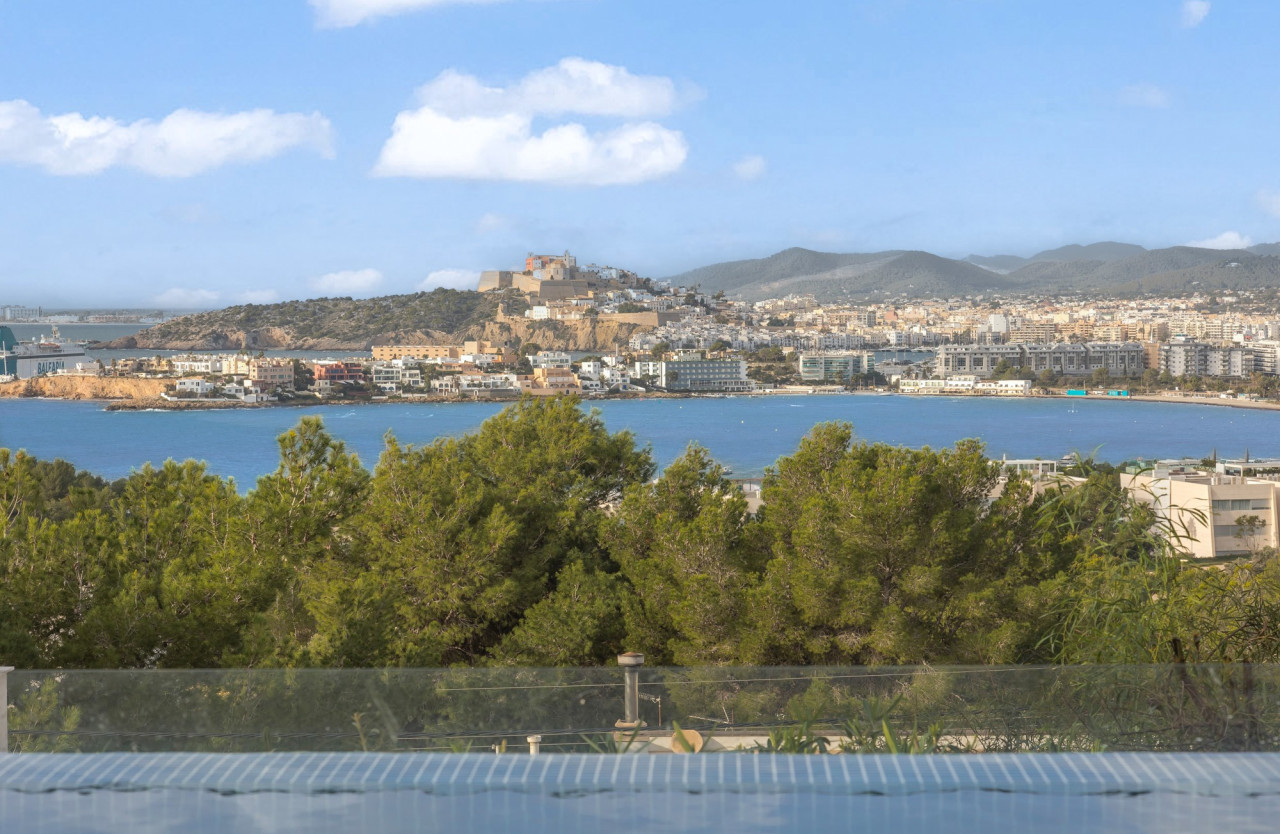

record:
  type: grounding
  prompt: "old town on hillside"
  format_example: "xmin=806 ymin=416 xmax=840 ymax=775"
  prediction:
xmin=3 ymin=250 xmax=1280 ymax=405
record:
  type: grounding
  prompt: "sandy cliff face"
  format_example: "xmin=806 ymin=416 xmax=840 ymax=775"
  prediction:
xmin=0 ymin=376 xmax=170 ymax=400
xmin=457 ymin=317 xmax=646 ymax=352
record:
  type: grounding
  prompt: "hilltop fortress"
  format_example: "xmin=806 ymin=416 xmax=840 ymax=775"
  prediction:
xmin=478 ymin=251 xmax=641 ymax=301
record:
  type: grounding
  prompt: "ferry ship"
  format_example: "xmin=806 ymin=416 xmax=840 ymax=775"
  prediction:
xmin=0 ymin=325 xmax=88 ymax=380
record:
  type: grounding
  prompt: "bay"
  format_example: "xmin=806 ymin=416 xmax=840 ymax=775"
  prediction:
xmin=0 ymin=395 xmax=1276 ymax=488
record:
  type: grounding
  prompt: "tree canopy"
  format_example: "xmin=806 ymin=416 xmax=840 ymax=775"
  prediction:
xmin=4 ymin=397 xmax=1279 ymax=669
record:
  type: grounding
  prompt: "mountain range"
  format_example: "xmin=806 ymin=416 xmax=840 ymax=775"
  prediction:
xmin=665 ymin=242 xmax=1280 ymax=302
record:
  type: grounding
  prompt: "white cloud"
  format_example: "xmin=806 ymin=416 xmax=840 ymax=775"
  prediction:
xmin=475 ymin=212 xmax=510 ymax=233
xmin=1181 ymin=1 xmax=1211 ymax=28
xmin=310 ymin=268 xmax=384 ymax=295
xmin=1257 ymin=189 xmax=1280 ymax=219
xmin=311 ymin=0 xmax=502 ymax=28
xmin=373 ymin=59 xmax=689 ymax=186
xmin=153 ymin=288 xmax=220 ymax=308
xmin=0 ymin=100 xmax=333 ymax=177
xmin=418 ymin=59 xmax=681 ymax=119
xmin=733 ymin=154 xmax=766 ymax=181
xmin=238 ymin=289 xmax=280 ymax=304
xmin=419 ymin=269 xmax=481 ymax=290
xmin=1118 ymin=83 xmax=1171 ymax=109
xmin=1187 ymin=231 xmax=1253 ymax=250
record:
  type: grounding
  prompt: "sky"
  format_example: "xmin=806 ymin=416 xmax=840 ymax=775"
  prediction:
xmin=2 ymin=0 xmax=1279 ymax=308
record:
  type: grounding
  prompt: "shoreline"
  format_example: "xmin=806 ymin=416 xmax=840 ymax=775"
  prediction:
xmin=2 ymin=388 xmax=1279 ymax=414
xmin=1082 ymin=392 xmax=1280 ymax=413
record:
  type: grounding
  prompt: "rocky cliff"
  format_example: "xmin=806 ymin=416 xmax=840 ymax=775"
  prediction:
xmin=455 ymin=316 xmax=647 ymax=352
xmin=0 ymin=376 xmax=170 ymax=400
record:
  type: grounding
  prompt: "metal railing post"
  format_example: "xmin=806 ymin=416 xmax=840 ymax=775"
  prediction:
xmin=0 ymin=666 xmax=12 ymax=754
xmin=615 ymin=652 xmax=645 ymax=730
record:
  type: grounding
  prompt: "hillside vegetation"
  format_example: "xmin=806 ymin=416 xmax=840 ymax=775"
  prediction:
xmin=668 ymin=241 xmax=1280 ymax=301
xmin=105 ymin=289 xmax=520 ymax=350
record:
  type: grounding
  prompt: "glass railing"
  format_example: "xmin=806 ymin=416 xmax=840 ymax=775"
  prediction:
xmin=6 ymin=664 xmax=1280 ymax=754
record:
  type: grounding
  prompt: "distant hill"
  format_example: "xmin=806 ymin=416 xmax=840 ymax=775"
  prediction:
xmin=730 ymin=251 xmax=1013 ymax=301
xmin=669 ymin=247 xmax=904 ymax=296
xmin=1000 ymin=246 xmax=1249 ymax=291
xmin=1028 ymin=242 xmax=1146 ymax=262
xmin=999 ymin=259 xmax=1108 ymax=288
xmin=1113 ymin=255 xmax=1280 ymax=295
xmin=102 ymin=289 xmax=519 ymax=351
xmin=669 ymin=242 xmax=1280 ymax=301
xmin=964 ymin=254 xmax=1029 ymax=273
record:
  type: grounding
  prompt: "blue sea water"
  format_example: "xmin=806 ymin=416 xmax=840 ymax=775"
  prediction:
xmin=0 ymin=395 xmax=1274 ymax=487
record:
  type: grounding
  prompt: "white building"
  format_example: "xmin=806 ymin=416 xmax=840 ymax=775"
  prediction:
xmin=175 ymin=378 xmax=219 ymax=396
xmin=1160 ymin=338 xmax=1253 ymax=378
xmin=530 ymin=351 xmax=572 ymax=369
xmin=660 ymin=357 xmax=754 ymax=392
xmin=1123 ymin=466 xmax=1279 ymax=559
xmin=936 ymin=343 xmax=1143 ymax=379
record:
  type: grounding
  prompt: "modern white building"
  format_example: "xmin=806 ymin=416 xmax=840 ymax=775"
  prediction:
xmin=798 ymin=351 xmax=875 ymax=382
xmin=371 ymin=363 xmax=423 ymax=392
xmin=899 ymin=376 xmax=1031 ymax=396
xmin=1123 ymin=465 xmax=1279 ymax=559
xmin=1160 ymin=338 xmax=1253 ymax=378
xmin=530 ymin=351 xmax=572 ymax=369
xmin=659 ymin=357 xmax=754 ymax=392
xmin=174 ymin=378 xmax=219 ymax=396
xmin=430 ymin=373 xmax=519 ymax=395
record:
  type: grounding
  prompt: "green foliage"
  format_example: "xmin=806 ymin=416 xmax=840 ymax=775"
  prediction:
xmin=755 ymin=721 xmax=830 ymax=754
xmin=7 ymin=678 xmax=82 ymax=753
xmin=741 ymin=424 xmax=1053 ymax=665
xmin=580 ymin=727 xmax=643 ymax=754
xmin=138 ymin=289 xmax=511 ymax=346
xmin=7 ymin=406 xmax=1280 ymax=673
xmin=304 ymin=396 xmax=652 ymax=667
xmin=606 ymin=445 xmax=764 ymax=665
xmin=491 ymin=560 xmax=627 ymax=666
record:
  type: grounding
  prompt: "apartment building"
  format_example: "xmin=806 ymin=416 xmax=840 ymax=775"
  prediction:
xmin=529 ymin=351 xmax=572 ymax=369
xmin=899 ymin=376 xmax=1032 ymax=396
xmin=431 ymin=372 xmax=519 ymax=395
xmin=312 ymin=360 xmax=364 ymax=383
xmin=371 ymin=363 xmax=423 ymax=392
xmin=1252 ymin=340 xmax=1280 ymax=375
xmin=1123 ymin=466 xmax=1278 ymax=559
xmin=1159 ymin=338 xmax=1253 ymax=378
xmin=935 ymin=343 xmax=1144 ymax=379
xmin=248 ymin=358 xmax=294 ymax=392
xmin=659 ymin=358 xmax=754 ymax=392
xmin=798 ymin=351 xmax=875 ymax=382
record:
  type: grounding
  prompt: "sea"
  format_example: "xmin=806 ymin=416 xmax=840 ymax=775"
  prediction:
xmin=2 ymin=323 xmax=1273 ymax=485
xmin=1 ymin=395 xmax=1276 ymax=488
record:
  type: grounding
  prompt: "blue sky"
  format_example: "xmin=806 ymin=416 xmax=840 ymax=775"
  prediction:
xmin=1 ymin=0 xmax=1278 ymax=307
